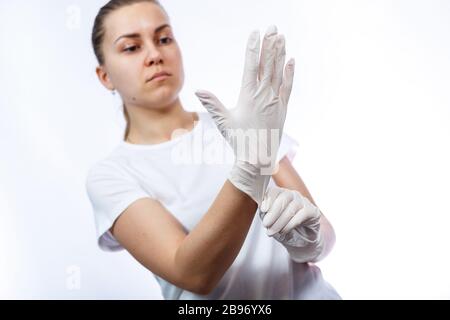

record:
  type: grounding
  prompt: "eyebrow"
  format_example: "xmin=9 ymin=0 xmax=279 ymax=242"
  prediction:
xmin=114 ymin=24 xmax=171 ymax=44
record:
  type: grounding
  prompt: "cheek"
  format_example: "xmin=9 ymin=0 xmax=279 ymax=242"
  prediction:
xmin=108 ymin=59 xmax=134 ymax=81
xmin=167 ymin=46 xmax=183 ymax=71
xmin=114 ymin=61 xmax=142 ymax=88
xmin=171 ymin=51 xmax=184 ymax=84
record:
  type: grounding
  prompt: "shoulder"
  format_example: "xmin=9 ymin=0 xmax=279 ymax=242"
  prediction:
xmin=85 ymin=146 xmax=132 ymax=188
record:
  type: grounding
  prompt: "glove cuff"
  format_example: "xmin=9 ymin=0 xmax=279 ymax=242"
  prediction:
xmin=228 ymin=161 xmax=272 ymax=206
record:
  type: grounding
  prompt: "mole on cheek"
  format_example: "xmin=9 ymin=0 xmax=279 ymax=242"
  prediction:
xmin=132 ymin=97 xmax=136 ymax=101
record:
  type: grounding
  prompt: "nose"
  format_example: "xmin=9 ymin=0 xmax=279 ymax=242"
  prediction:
xmin=144 ymin=43 xmax=163 ymax=66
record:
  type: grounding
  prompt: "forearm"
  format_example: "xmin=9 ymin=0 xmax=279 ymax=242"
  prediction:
xmin=183 ymin=25 xmax=292 ymax=293
xmin=175 ymin=179 xmax=257 ymax=293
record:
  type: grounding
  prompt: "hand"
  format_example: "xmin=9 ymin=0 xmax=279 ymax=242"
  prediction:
xmin=195 ymin=26 xmax=295 ymax=205
xmin=259 ymin=185 xmax=322 ymax=247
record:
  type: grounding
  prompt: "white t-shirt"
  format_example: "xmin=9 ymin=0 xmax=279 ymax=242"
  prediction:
xmin=86 ymin=111 xmax=341 ymax=300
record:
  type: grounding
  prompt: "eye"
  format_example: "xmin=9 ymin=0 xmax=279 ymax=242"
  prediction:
xmin=123 ymin=45 xmax=139 ymax=53
xmin=159 ymin=36 xmax=172 ymax=45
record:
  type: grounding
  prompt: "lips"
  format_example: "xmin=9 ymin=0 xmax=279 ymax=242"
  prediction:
xmin=148 ymin=71 xmax=171 ymax=82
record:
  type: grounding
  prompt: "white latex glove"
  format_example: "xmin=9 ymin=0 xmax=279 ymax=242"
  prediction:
xmin=259 ymin=185 xmax=323 ymax=249
xmin=195 ymin=25 xmax=295 ymax=206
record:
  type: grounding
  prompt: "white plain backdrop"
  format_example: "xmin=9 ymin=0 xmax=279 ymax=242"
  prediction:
xmin=0 ymin=0 xmax=449 ymax=299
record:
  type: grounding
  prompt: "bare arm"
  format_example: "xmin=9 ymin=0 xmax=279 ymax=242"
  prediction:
xmin=111 ymin=179 xmax=257 ymax=295
xmin=272 ymin=156 xmax=336 ymax=262
xmin=103 ymin=25 xmax=295 ymax=295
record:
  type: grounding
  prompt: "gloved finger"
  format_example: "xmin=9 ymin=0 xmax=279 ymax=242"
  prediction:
xmin=280 ymin=203 xmax=320 ymax=235
xmin=300 ymin=197 xmax=322 ymax=222
xmin=279 ymin=207 xmax=308 ymax=235
xmin=195 ymin=90 xmax=229 ymax=135
xmin=260 ymin=185 xmax=283 ymax=212
xmin=258 ymin=25 xmax=277 ymax=82
xmin=259 ymin=25 xmax=278 ymax=88
xmin=279 ymin=58 xmax=295 ymax=106
xmin=266 ymin=200 xmax=302 ymax=236
xmin=259 ymin=186 xmax=282 ymax=221
xmin=262 ymin=190 xmax=294 ymax=228
xmin=272 ymin=34 xmax=286 ymax=95
xmin=240 ymin=30 xmax=260 ymax=94
xmin=280 ymin=210 xmax=321 ymax=245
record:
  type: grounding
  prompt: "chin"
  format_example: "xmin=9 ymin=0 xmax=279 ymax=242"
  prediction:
xmin=158 ymin=85 xmax=177 ymax=98
xmin=147 ymin=91 xmax=179 ymax=108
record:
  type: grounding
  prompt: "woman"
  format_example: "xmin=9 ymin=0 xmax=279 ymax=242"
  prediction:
xmin=86 ymin=0 xmax=340 ymax=299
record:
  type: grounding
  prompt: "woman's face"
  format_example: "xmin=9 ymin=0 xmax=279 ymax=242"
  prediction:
xmin=98 ymin=2 xmax=184 ymax=109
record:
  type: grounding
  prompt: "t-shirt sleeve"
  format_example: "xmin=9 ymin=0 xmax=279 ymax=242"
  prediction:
xmin=276 ymin=131 xmax=300 ymax=164
xmin=85 ymin=160 xmax=151 ymax=252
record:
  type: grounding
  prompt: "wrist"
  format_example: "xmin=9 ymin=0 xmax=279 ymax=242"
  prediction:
xmin=229 ymin=161 xmax=271 ymax=206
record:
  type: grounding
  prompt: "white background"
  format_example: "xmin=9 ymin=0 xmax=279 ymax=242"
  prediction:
xmin=0 ymin=0 xmax=449 ymax=299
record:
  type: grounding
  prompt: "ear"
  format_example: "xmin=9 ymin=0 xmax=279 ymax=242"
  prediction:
xmin=95 ymin=65 xmax=115 ymax=91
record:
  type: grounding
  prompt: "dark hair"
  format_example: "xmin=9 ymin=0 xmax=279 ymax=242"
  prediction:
xmin=91 ymin=0 xmax=165 ymax=140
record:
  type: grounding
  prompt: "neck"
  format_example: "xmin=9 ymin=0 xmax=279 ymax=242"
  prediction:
xmin=125 ymin=98 xmax=197 ymax=145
